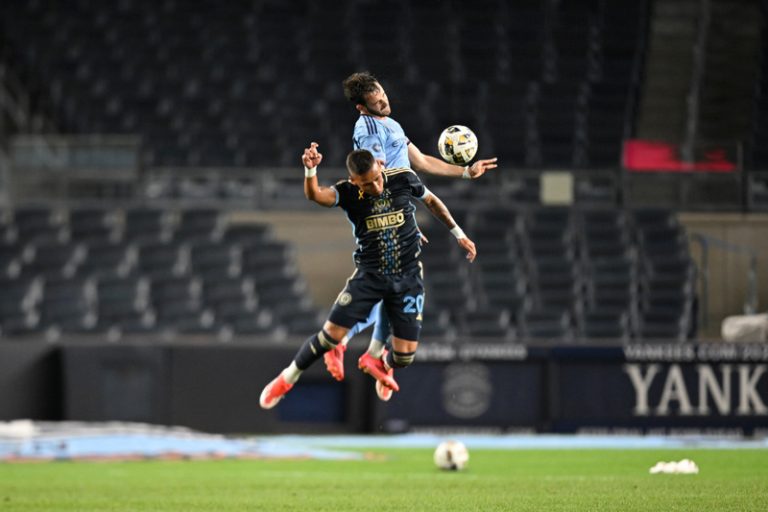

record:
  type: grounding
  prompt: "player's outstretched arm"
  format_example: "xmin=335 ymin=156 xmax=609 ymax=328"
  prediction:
xmin=302 ymin=142 xmax=337 ymax=207
xmin=408 ymin=142 xmax=498 ymax=179
xmin=421 ymin=192 xmax=477 ymax=262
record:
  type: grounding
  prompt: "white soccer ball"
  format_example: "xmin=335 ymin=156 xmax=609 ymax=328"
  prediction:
xmin=438 ymin=125 xmax=478 ymax=165
xmin=433 ymin=440 xmax=469 ymax=471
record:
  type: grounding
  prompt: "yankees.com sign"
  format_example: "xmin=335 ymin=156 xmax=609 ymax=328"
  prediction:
xmin=623 ymin=364 xmax=766 ymax=416
xmin=622 ymin=344 xmax=768 ymax=418
xmin=381 ymin=343 xmax=768 ymax=433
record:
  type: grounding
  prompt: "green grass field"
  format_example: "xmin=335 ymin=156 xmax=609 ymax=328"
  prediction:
xmin=1 ymin=449 xmax=767 ymax=511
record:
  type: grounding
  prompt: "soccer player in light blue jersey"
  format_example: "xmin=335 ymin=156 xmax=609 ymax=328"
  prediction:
xmin=323 ymin=72 xmax=498 ymax=400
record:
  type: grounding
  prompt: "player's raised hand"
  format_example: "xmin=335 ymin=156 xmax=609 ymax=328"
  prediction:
xmin=467 ymin=157 xmax=498 ymax=179
xmin=302 ymin=142 xmax=323 ymax=169
xmin=457 ymin=237 xmax=476 ymax=262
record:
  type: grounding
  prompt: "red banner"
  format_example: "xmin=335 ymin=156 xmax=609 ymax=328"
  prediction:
xmin=623 ymin=140 xmax=737 ymax=173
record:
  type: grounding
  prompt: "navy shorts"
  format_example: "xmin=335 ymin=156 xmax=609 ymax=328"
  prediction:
xmin=328 ymin=266 xmax=424 ymax=341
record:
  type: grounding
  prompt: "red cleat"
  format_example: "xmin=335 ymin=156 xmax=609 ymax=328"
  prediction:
xmin=323 ymin=343 xmax=346 ymax=381
xmin=259 ymin=374 xmax=293 ymax=409
xmin=358 ymin=351 xmax=399 ymax=392
xmin=376 ymin=379 xmax=394 ymax=401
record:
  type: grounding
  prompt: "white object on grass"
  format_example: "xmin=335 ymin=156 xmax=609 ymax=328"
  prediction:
xmin=649 ymin=459 xmax=699 ymax=474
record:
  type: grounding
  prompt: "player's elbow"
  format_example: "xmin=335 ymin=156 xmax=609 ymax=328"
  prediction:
xmin=304 ymin=190 xmax=332 ymax=207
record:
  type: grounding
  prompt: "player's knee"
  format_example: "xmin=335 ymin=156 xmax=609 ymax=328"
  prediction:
xmin=312 ymin=330 xmax=340 ymax=352
xmin=387 ymin=350 xmax=416 ymax=369
xmin=323 ymin=321 xmax=349 ymax=342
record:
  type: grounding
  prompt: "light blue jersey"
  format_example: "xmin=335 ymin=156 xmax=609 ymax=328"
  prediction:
xmin=352 ymin=114 xmax=411 ymax=169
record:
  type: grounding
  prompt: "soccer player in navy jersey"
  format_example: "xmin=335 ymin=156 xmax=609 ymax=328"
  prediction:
xmin=322 ymin=72 xmax=498 ymax=400
xmin=259 ymin=144 xmax=476 ymax=409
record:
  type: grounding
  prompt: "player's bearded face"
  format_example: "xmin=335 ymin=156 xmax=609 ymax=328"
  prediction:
xmin=363 ymin=86 xmax=391 ymax=117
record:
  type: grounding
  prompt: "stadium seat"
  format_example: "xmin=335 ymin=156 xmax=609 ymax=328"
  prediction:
xmin=174 ymin=209 xmax=223 ymax=242
xmin=221 ymin=224 xmax=272 ymax=245
xmin=12 ymin=208 xmax=63 ymax=245
xmin=463 ymin=308 xmax=515 ymax=340
xmin=520 ymin=310 xmax=573 ymax=341
xmin=68 ymin=208 xmax=116 ymax=242
xmin=0 ymin=277 xmax=42 ymax=336
xmin=26 ymin=240 xmax=86 ymax=278
xmin=228 ymin=311 xmax=275 ymax=336
xmin=121 ymin=209 xmax=166 ymax=242
xmin=0 ymin=241 xmax=24 ymax=278
xmin=78 ymin=241 xmax=135 ymax=277
xmin=95 ymin=273 xmax=152 ymax=332
xmin=241 ymin=242 xmax=295 ymax=274
xmin=39 ymin=277 xmax=97 ymax=333
xmin=135 ymin=240 xmax=187 ymax=277
xmin=420 ymin=307 xmax=456 ymax=340
xmin=188 ymin=241 xmax=239 ymax=276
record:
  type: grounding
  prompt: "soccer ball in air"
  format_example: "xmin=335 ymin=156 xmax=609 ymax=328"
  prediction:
xmin=433 ymin=440 xmax=469 ymax=471
xmin=438 ymin=125 xmax=478 ymax=165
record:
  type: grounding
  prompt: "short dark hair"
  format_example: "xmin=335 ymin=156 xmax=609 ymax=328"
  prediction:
xmin=346 ymin=149 xmax=375 ymax=176
xmin=342 ymin=72 xmax=380 ymax=106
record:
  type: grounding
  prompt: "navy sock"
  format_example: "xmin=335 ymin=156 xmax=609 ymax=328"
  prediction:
xmin=294 ymin=330 xmax=339 ymax=370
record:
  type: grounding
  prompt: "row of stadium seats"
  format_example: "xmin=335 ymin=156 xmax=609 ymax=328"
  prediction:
xmin=0 ymin=207 xmax=320 ymax=340
xmin=418 ymin=207 xmax=696 ymax=342
xmin=0 ymin=206 xmax=267 ymax=246
xmin=0 ymin=205 xmax=696 ymax=342
xmin=0 ymin=0 xmax=646 ymax=169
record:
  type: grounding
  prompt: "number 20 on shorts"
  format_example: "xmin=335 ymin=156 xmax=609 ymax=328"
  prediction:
xmin=402 ymin=294 xmax=424 ymax=314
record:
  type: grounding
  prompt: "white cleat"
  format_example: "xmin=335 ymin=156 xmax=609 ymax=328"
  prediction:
xmin=375 ymin=379 xmax=393 ymax=401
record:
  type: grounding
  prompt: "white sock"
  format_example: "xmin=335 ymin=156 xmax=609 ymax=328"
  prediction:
xmin=341 ymin=335 xmax=350 ymax=347
xmin=281 ymin=362 xmax=302 ymax=384
xmin=367 ymin=338 xmax=386 ymax=358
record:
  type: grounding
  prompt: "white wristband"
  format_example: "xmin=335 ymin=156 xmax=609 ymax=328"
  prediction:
xmin=461 ymin=166 xmax=471 ymax=179
xmin=304 ymin=166 xmax=317 ymax=178
xmin=450 ymin=226 xmax=466 ymax=239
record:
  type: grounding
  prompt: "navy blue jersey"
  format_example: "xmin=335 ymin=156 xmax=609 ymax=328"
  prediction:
xmin=333 ymin=168 xmax=427 ymax=275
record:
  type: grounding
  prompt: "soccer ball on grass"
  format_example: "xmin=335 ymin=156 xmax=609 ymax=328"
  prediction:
xmin=437 ymin=125 xmax=478 ymax=165
xmin=433 ymin=440 xmax=469 ymax=471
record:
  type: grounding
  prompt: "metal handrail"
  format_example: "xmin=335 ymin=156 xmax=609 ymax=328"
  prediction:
xmin=683 ymin=0 xmax=711 ymax=163
xmin=689 ymin=232 xmax=759 ymax=330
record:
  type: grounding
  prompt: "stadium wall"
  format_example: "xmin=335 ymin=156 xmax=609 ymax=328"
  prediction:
xmin=0 ymin=343 xmax=61 ymax=421
xmin=3 ymin=342 xmax=766 ymax=436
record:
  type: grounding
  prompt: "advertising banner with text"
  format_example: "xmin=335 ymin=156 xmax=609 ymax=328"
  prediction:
xmin=379 ymin=343 xmax=768 ymax=435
